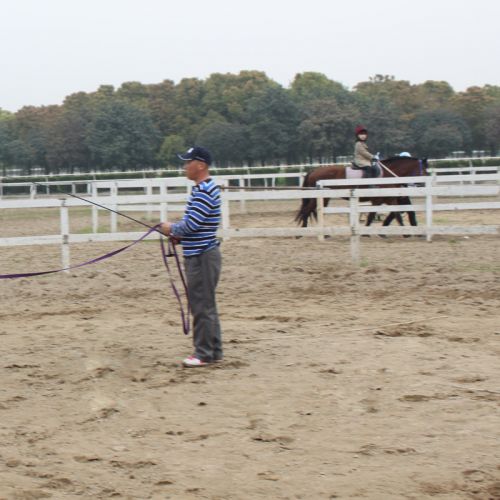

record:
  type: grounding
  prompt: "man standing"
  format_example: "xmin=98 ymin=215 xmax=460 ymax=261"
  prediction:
xmin=160 ymin=146 xmax=223 ymax=367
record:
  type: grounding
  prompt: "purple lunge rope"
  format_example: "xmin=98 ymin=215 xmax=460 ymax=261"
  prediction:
xmin=0 ymin=225 xmax=190 ymax=335
xmin=0 ymin=227 xmax=156 ymax=278
xmin=160 ymin=237 xmax=191 ymax=335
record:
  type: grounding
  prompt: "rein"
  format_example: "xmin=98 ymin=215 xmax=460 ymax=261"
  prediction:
xmin=0 ymin=179 xmax=191 ymax=335
xmin=376 ymin=160 xmax=398 ymax=177
xmin=377 ymin=159 xmax=426 ymax=178
xmin=160 ymin=236 xmax=190 ymax=334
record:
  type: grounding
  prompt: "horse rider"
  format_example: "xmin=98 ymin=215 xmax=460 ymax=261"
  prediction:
xmin=353 ymin=125 xmax=379 ymax=178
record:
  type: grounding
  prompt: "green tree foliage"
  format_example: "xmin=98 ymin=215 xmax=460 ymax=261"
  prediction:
xmin=354 ymin=76 xmax=416 ymax=155
xmin=8 ymin=106 xmax=62 ymax=174
xmin=169 ymin=78 xmax=206 ymax=143
xmin=1 ymin=72 xmax=499 ymax=173
xmin=116 ymin=81 xmax=150 ymax=108
xmin=298 ymin=99 xmax=359 ymax=162
xmin=196 ymin=121 xmax=247 ymax=167
xmin=146 ymin=80 xmax=178 ymax=137
xmin=52 ymin=92 xmax=95 ymax=172
xmin=409 ymin=110 xmax=471 ymax=157
xmin=0 ymin=119 xmax=13 ymax=175
xmin=290 ymin=72 xmax=351 ymax=106
xmin=483 ymin=102 xmax=500 ymax=155
xmin=0 ymin=108 xmax=12 ymax=121
xmin=157 ymin=134 xmax=186 ymax=167
xmin=85 ymin=99 xmax=160 ymax=170
xmin=414 ymin=81 xmax=455 ymax=111
xmin=451 ymin=86 xmax=493 ymax=152
xmin=245 ymin=86 xmax=300 ymax=165
xmin=5 ymin=139 xmax=34 ymax=174
xmin=202 ymin=71 xmax=275 ymax=123
xmin=0 ymin=110 xmax=14 ymax=174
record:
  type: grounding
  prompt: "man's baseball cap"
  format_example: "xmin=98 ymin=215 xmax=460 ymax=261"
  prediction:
xmin=177 ymin=146 xmax=212 ymax=165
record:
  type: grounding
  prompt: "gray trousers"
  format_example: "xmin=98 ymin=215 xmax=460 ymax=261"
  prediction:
xmin=184 ymin=246 xmax=222 ymax=362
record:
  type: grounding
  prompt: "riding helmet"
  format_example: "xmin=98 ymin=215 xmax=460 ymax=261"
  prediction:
xmin=355 ymin=125 xmax=368 ymax=135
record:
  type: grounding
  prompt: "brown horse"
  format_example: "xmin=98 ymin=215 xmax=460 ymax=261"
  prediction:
xmin=295 ymin=156 xmax=427 ymax=228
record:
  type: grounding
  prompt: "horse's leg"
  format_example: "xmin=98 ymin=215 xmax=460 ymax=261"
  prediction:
xmin=408 ymin=210 xmax=417 ymax=226
xmin=365 ymin=211 xmax=377 ymax=226
xmin=388 ymin=211 xmax=410 ymax=237
xmin=369 ymin=199 xmax=392 ymax=238
xmin=296 ymin=197 xmax=316 ymax=228
xmin=383 ymin=211 xmax=397 ymax=226
xmin=322 ymin=198 xmax=332 ymax=238
xmin=301 ymin=201 xmax=309 ymax=228
xmin=364 ymin=199 xmax=382 ymax=236
xmin=399 ymin=196 xmax=417 ymax=237
xmin=302 ymin=198 xmax=316 ymax=227
xmin=376 ymin=210 xmax=394 ymax=238
xmin=361 ymin=211 xmax=377 ymax=237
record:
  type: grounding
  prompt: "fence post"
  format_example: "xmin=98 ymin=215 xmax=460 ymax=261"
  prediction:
xmin=431 ymin=167 xmax=437 ymax=187
xmin=317 ymin=193 xmax=325 ymax=241
xmin=159 ymin=182 xmax=167 ymax=223
xmin=92 ymin=182 xmax=98 ymax=233
xmin=469 ymin=160 xmax=476 ymax=185
xmin=146 ymin=181 xmax=153 ymax=221
xmin=221 ymin=181 xmax=230 ymax=241
xmin=425 ymin=177 xmax=433 ymax=242
xmin=349 ymin=190 xmax=360 ymax=264
xmin=110 ymin=183 xmax=118 ymax=232
xmin=238 ymin=177 xmax=246 ymax=213
xmin=60 ymin=199 xmax=70 ymax=272
xmin=30 ymin=183 xmax=36 ymax=199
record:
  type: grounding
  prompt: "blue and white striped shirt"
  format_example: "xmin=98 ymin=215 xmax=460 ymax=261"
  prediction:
xmin=170 ymin=178 xmax=221 ymax=257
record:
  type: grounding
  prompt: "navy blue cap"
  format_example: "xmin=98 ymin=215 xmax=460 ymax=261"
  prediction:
xmin=177 ymin=146 xmax=212 ymax=165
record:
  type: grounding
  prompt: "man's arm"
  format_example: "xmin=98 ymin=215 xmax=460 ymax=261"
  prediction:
xmin=164 ymin=189 xmax=215 ymax=238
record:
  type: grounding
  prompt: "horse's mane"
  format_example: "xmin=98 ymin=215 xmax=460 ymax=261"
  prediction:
xmin=383 ymin=156 xmax=420 ymax=163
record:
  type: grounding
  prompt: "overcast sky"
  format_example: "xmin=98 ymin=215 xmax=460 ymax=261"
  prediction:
xmin=1 ymin=0 xmax=499 ymax=112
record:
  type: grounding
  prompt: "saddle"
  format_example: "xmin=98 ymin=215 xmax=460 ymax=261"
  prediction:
xmin=346 ymin=162 xmax=382 ymax=180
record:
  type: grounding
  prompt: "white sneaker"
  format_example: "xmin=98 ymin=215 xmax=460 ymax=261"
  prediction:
xmin=182 ymin=356 xmax=208 ymax=368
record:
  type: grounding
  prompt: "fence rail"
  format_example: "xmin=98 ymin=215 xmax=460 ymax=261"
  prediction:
xmin=3 ymin=163 xmax=500 ymax=197
xmin=0 ymin=173 xmax=498 ymax=267
xmin=3 ymin=156 xmax=500 ymax=179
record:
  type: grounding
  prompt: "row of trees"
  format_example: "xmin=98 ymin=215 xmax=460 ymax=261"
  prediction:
xmin=1 ymin=71 xmax=500 ymax=174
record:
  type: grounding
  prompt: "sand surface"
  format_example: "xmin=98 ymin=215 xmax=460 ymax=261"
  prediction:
xmin=0 ymin=200 xmax=499 ymax=499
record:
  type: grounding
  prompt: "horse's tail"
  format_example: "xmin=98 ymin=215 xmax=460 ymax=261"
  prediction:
xmin=294 ymin=171 xmax=317 ymax=227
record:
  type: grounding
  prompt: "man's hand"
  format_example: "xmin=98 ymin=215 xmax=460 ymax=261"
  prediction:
xmin=160 ymin=222 xmax=172 ymax=235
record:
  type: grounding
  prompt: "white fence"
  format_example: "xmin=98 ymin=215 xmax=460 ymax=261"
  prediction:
xmin=3 ymin=156 xmax=499 ymax=179
xmin=315 ymin=174 xmax=500 ymax=262
xmin=0 ymin=172 xmax=305 ymax=200
xmin=428 ymin=165 xmax=499 ymax=186
xmin=0 ymin=173 xmax=498 ymax=267
xmin=4 ymin=163 xmax=499 ymax=200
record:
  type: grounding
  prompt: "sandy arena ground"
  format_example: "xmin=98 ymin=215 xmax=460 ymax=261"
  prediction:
xmin=0 ymin=199 xmax=499 ymax=499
